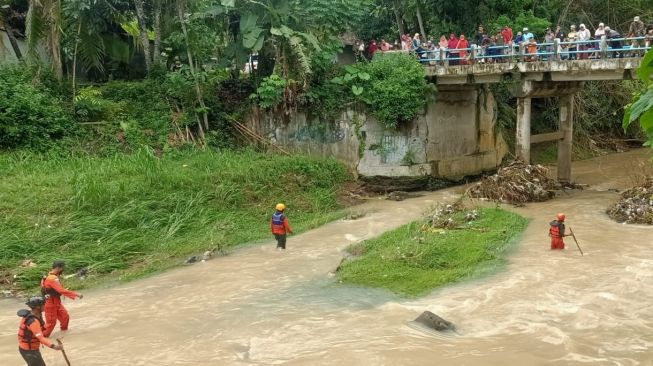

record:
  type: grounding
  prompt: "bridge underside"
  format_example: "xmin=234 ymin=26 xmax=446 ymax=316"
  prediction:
xmin=425 ymin=59 xmax=640 ymax=183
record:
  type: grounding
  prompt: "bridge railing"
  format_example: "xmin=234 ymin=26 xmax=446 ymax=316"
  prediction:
xmin=397 ymin=36 xmax=652 ymax=66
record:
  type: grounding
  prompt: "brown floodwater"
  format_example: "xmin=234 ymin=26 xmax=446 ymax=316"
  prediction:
xmin=1 ymin=150 xmax=652 ymax=365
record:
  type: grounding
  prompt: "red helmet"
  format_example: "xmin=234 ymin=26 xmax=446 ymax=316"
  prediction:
xmin=557 ymin=213 xmax=566 ymax=222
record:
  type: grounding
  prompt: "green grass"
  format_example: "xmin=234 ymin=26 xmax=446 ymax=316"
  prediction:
xmin=0 ymin=148 xmax=351 ymax=290
xmin=337 ymin=208 xmax=528 ymax=297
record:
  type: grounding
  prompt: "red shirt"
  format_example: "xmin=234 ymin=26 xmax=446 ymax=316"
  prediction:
xmin=502 ymin=27 xmax=513 ymax=44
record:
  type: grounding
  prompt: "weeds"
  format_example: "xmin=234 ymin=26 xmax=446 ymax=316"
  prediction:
xmin=0 ymin=149 xmax=350 ymax=291
xmin=337 ymin=207 xmax=528 ymax=297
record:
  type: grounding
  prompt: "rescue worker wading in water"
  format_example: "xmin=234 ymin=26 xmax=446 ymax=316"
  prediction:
xmin=40 ymin=260 xmax=83 ymax=337
xmin=271 ymin=203 xmax=293 ymax=250
xmin=549 ymin=213 xmax=570 ymax=250
xmin=17 ymin=296 xmax=64 ymax=366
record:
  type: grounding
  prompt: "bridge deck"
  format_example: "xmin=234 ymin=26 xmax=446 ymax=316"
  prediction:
xmin=425 ymin=58 xmax=642 ymax=84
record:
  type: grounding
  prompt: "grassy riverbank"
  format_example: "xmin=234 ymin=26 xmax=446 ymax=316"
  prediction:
xmin=337 ymin=207 xmax=528 ymax=297
xmin=0 ymin=149 xmax=351 ymax=291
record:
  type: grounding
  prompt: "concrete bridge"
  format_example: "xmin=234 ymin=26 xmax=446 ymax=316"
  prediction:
xmin=426 ymin=58 xmax=642 ymax=183
xmin=247 ymin=56 xmax=646 ymax=184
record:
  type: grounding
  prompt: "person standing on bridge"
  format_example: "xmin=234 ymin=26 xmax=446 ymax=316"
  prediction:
xmin=549 ymin=213 xmax=570 ymax=250
xmin=17 ymin=296 xmax=64 ymax=366
xmin=271 ymin=203 xmax=293 ymax=250
xmin=40 ymin=260 xmax=83 ymax=337
xmin=577 ymin=24 xmax=592 ymax=59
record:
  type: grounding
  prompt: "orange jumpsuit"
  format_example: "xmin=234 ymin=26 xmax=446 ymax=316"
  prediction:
xmin=18 ymin=311 xmax=55 ymax=365
xmin=41 ymin=271 xmax=80 ymax=337
xmin=549 ymin=220 xmax=566 ymax=250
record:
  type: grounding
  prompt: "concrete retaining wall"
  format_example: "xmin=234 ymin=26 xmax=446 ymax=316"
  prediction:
xmin=246 ymin=85 xmax=507 ymax=180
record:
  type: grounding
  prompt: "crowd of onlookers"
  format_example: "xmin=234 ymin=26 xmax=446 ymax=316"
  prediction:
xmin=355 ymin=16 xmax=653 ymax=65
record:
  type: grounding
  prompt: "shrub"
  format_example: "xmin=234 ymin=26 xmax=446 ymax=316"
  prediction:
xmin=334 ymin=54 xmax=431 ymax=129
xmin=0 ymin=65 xmax=75 ymax=150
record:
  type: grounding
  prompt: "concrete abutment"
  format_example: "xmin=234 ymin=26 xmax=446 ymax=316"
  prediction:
xmin=246 ymin=85 xmax=507 ymax=182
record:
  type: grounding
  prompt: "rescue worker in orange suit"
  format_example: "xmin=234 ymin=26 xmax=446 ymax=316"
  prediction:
xmin=17 ymin=296 xmax=64 ymax=366
xmin=271 ymin=203 xmax=293 ymax=250
xmin=549 ymin=213 xmax=570 ymax=250
xmin=41 ymin=260 xmax=83 ymax=337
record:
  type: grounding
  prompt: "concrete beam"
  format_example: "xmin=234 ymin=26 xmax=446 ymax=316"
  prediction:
xmin=530 ymin=131 xmax=564 ymax=144
xmin=516 ymin=97 xmax=532 ymax=163
xmin=512 ymin=80 xmax=583 ymax=98
xmin=558 ymin=94 xmax=574 ymax=183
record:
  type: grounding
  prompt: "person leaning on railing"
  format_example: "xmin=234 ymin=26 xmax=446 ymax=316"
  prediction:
xmin=604 ymin=26 xmax=623 ymax=58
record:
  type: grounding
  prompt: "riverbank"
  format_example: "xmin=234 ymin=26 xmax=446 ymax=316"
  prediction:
xmin=0 ymin=150 xmax=651 ymax=365
xmin=337 ymin=206 xmax=528 ymax=297
xmin=0 ymin=149 xmax=352 ymax=293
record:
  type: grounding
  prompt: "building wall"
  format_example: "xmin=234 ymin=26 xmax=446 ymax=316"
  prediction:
xmin=246 ymin=85 xmax=507 ymax=180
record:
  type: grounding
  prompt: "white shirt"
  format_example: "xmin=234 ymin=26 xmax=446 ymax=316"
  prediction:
xmin=578 ymin=29 xmax=591 ymax=41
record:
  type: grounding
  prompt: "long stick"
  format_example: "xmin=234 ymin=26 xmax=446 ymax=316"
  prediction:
xmin=568 ymin=227 xmax=584 ymax=256
xmin=56 ymin=339 xmax=71 ymax=366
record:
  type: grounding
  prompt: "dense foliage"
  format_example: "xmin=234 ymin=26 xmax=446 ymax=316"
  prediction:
xmin=0 ymin=66 xmax=74 ymax=150
xmin=624 ymin=49 xmax=653 ymax=148
xmin=334 ymin=54 xmax=431 ymax=129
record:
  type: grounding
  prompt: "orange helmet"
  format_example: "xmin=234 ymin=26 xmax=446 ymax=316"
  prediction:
xmin=557 ymin=213 xmax=566 ymax=222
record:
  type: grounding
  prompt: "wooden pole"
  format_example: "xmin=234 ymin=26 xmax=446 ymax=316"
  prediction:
xmin=56 ymin=339 xmax=72 ymax=366
xmin=568 ymin=227 xmax=584 ymax=256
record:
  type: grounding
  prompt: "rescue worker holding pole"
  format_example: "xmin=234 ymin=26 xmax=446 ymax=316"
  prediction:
xmin=40 ymin=261 xmax=83 ymax=337
xmin=271 ymin=203 xmax=293 ymax=250
xmin=549 ymin=213 xmax=569 ymax=250
xmin=17 ymin=296 xmax=64 ymax=366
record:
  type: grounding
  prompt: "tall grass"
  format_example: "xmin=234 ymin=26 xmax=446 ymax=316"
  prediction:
xmin=337 ymin=208 xmax=528 ymax=297
xmin=0 ymin=149 xmax=350 ymax=289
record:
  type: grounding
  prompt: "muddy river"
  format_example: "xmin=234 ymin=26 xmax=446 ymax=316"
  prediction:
xmin=1 ymin=150 xmax=652 ymax=365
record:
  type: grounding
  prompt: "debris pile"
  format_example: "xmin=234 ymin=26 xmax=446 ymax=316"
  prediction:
xmin=467 ymin=161 xmax=557 ymax=204
xmin=607 ymin=179 xmax=653 ymax=225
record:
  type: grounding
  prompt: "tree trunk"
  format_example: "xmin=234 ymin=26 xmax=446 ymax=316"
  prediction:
xmin=0 ymin=13 xmax=23 ymax=60
xmin=415 ymin=0 xmax=426 ymax=38
xmin=72 ymin=20 xmax=81 ymax=102
xmin=134 ymin=0 xmax=152 ymax=72
xmin=177 ymin=0 xmax=209 ymax=135
xmin=50 ymin=0 xmax=63 ymax=80
xmin=152 ymin=0 xmax=162 ymax=65
xmin=393 ymin=0 xmax=405 ymax=39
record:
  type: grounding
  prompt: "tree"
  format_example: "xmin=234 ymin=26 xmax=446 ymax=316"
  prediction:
xmin=26 ymin=0 xmax=63 ymax=79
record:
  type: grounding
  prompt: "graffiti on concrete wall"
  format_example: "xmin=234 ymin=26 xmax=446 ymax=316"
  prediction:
xmin=289 ymin=120 xmax=347 ymax=143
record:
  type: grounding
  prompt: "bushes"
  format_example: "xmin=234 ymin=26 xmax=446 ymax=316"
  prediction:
xmin=357 ymin=54 xmax=431 ymax=128
xmin=332 ymin=53 xmax=431 ymax=129
xmin=0 ymin=65 xmax=75 ymax=150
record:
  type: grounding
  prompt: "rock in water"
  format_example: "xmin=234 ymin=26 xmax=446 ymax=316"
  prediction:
xmin=185 ymin=256 xmax=198 ymax=264
xmin=202 ymin=251 xmax=212 ymax=261
xmin=414 ymin=311 xmax=455 ymax=332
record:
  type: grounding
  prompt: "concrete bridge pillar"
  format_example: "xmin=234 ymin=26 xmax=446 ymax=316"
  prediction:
xmin=516 ymin=97 xmax=532 ymax=163
xmin=512 ymin=81 xmax=582 ymax=183
xmin=557 ymin=94 xmax=574 ymax=183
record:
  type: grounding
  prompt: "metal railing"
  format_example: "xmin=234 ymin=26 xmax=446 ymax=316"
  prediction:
xmin=394 ymin=36 xmax=652 ymax=66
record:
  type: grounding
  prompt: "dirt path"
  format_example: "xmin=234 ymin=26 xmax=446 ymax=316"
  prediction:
xmin=1 ymin=150 xmax=651 ymax=366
